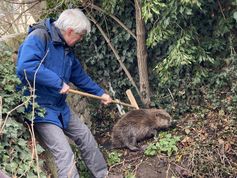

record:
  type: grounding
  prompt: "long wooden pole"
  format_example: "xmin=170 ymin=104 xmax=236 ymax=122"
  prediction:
xmin=68 ymin=89 xmax=137 ymax=109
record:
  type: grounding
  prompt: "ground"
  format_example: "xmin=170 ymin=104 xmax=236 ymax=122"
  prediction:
xmin=96 ymin=111 xmax=237 ymax=178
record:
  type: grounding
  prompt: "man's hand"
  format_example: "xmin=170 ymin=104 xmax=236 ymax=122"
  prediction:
xmin=60 ymin=82 xmax=70 ymax=94
xmin=100 ymin=93 xmax=112 ymax=105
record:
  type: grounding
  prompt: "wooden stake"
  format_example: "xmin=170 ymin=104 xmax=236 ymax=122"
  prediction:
xmin=126 ymin=89 xmax=139 ymax=109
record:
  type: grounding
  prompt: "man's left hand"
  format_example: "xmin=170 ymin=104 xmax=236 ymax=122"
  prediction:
xmin=100 ymin=93 xmax=112 ymax=105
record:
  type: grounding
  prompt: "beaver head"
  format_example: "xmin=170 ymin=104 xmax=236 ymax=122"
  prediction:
xmin=149 ymin=109 xmax=173 ymax=129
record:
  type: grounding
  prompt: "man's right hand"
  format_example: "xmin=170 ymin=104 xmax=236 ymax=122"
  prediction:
xmin=60 ymin=82 xmax=70 ymax=94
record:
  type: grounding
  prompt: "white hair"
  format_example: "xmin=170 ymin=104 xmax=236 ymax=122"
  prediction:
xmin=54 ymin=9 xmax=91 ymax=34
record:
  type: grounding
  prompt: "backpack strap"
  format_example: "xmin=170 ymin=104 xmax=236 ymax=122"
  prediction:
xmin=28 ymin=21 xmax=51 ymax=52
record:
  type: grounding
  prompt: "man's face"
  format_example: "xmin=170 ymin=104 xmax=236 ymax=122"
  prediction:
xmin=63 ymin=28 xmax=85 ymax=46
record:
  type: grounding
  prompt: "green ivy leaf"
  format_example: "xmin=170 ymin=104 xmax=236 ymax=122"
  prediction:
xmin=233 ymin=11 xmax=237 ymax=23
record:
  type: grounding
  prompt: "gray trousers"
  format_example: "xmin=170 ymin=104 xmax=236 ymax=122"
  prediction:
xmin=0 ymin=170 xmax=11 ymax=178
xmin=34 ymin=114 xmax=108 ymax=178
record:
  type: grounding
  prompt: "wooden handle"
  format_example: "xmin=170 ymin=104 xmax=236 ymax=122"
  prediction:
xmin=68 ymin=89 xmax=137 ymax=109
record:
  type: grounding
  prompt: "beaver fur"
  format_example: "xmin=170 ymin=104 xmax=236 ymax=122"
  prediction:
xmin=111 ymin=109 xmax=172 ymax=151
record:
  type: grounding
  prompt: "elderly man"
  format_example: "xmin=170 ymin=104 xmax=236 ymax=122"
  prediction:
xmin=16 ymin=9 xmax=112 ymax=178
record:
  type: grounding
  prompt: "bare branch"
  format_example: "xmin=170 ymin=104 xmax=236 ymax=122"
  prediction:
xmin=86 ymin=10 xmax=140 ymax=97
xmin=3 ymin=0 xmax=41 ymax=5
xmin=30 ymin=48 xmax=49 ymax=177
xmin=0 ymin=33 xmax=26 ymax=42
xmin=0 ymin=96 xmax=31 ymax=134
xmin=0 ymin=1 xmax=40 ymax=36
xmin=89 ymin=3 xmax=137 ymax=40
xmin=217 ymin=0 xmax=226 ymax=20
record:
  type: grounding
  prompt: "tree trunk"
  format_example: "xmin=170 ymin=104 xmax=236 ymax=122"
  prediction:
xmin=134 ymin=0 xmax=150 ymax=106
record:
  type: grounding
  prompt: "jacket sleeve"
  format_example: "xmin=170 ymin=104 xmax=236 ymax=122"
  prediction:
xmin=16 ymin=32 xmax=63 ymax=91
xmin=69 ymin=58 xmax=104 ymax=96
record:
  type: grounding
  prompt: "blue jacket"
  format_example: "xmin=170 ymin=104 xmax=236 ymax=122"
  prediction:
xmin=16 ymin=18 xmax=104 ymax=128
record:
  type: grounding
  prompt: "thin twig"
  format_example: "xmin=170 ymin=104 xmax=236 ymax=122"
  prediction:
xmin=108 ymin=160 xmax=125 ymax=171
xmin=24 ymin=70 xmax=33 ymax=92
xmin=124 ymin=154 xmax=144 ymax=164
xmin=190 ymin=149 xmax=195 ymax=171
xmin=0 ymin=96 xmax=2 ymax=129
xmin=3 ymin=0 xmax=40 ymax=4
xmin=0 ymin=97 xmax=31 ymax=134
xmin=133 ymin=156 xmax=144 ymax=175
xmin=166 ymin=163 xmax=170 ymax=178
xmin=168 ymin=88 xmax=175 ymax=101
xmin=31 ymin=49 xmax=49 ymax=177
xmin=217 ymin=0 xmax=226 ymax=20
xmin=171 ymin=162 xmax=192 ymax=174
xmin=18 ymin=122 xmax=35 ymax=178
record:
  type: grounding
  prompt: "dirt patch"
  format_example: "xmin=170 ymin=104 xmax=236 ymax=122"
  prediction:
xmin=136 ymin=156 xmax=169 ymax=178
xmin=98 ymin=111 xmax=237 ymax=178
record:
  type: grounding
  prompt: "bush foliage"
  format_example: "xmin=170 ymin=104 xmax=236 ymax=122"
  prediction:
xmin=0 ymin=46 xmax=46 ymax=177
xmin=1 ymin=0 xmax=237 ymax=176
xmin=143 ymin=0 xmax=237 ymax=116
xmin=46 ymin=0 xmax=237 ymax=118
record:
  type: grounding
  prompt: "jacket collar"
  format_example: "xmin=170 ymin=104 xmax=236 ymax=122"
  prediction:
xmin=44 ymin=18 xmax=67 ymax=46
xmin=28 ymin=18 xmax=68 ymax=46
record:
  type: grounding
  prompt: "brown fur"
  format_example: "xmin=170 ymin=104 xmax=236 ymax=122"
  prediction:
xmin=111 ymin=109 xmax=172 ymax=151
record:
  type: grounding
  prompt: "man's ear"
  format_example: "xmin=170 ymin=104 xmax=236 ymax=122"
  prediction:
xmin=65 ymin=28 xmax=73 ymax=35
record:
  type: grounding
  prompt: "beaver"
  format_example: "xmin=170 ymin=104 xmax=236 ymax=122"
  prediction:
xmin=111 ymin=109 xmax=173 ymax=151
